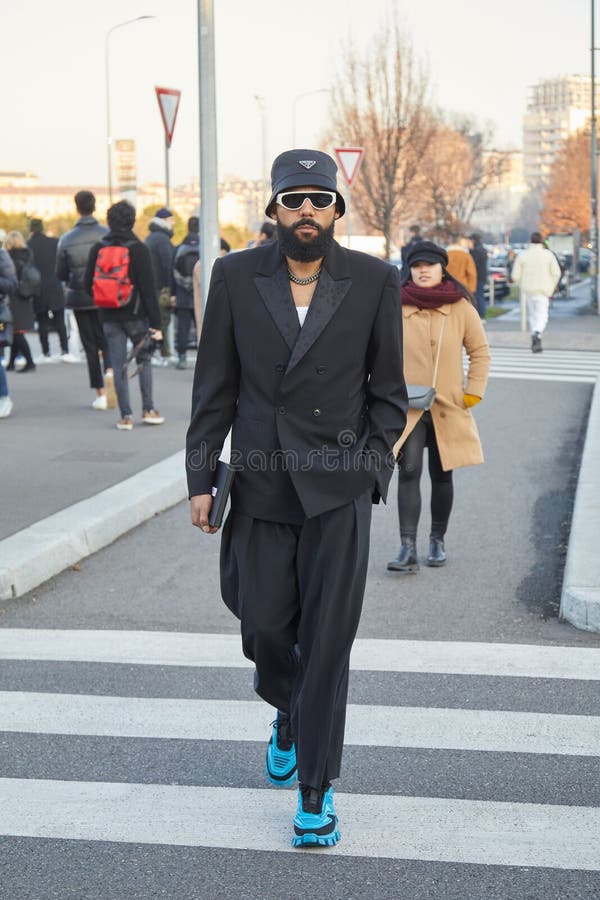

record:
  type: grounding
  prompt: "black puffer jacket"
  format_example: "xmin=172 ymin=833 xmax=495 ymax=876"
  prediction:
xmin=8 ymin=248 xmax=36 ymax=331
xmin=56 ymin=216 xmax=108 ymax=310
xmin=145 ymin=220 xmax=175 ymax=293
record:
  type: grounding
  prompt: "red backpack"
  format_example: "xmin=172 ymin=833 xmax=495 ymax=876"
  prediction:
xmin=92 ymin=243 xmax=134 ymax=308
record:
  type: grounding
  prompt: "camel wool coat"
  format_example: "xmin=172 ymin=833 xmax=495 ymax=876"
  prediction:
xmin=394 ymin=298 xmax=490 ymax=471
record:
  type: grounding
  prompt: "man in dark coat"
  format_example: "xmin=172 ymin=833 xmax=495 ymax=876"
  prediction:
xmin=469 ymin=233 xmax=489 ymax=321
xmin=56 ymin=191 xmax=115 ymax=410
xmin=186 ymin=149 xmax=407 ymax=848
xmin=28 ymin=219 xmax=73 ymax=362
xmin=172 ymin=216 xmax=199 ymax=370
xmin=145 ymin=208 xmax=175 ymax=361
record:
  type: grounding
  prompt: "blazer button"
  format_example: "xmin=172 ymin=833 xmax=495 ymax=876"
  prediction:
xmin=316 ymin=365 xmax=326 ymax=374
xmin=275 ymin=364 xmax=285 ymax=373
xmin=312 ymin=408 xmax=321 ymax=417
xmin=278 ymin=406 xmax=286 ymax=415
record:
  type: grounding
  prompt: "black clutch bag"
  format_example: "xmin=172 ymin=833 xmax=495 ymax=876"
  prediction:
xmin=208 ymin=461 xmax=236 ymax=528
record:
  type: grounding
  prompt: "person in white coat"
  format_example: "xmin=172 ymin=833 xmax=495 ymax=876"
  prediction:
xmin=510 ymin=232 xmax=561 ymax=353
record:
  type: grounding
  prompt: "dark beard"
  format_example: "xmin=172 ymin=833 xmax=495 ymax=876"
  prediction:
xmin=276 ymin=218 xmax=335 ymax=262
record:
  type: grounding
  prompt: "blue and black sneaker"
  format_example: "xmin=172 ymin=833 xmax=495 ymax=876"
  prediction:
xmin=265 ymin=711 xmax=297 ymax=787
xmin=292 ymin=783 xmax=340 ymax=848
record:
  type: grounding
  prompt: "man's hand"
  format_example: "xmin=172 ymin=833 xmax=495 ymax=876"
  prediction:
xmin=149 ymin=328 xmax=163 ymax=341
xmin=190 ymin=494 xmax=219 ymax=534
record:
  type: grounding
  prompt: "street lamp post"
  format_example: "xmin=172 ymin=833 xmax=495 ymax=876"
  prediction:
xmin=105 ymin=15 xmax=156 ymax=204
xmin=255 ymin=95 xmax=269 ymax=212
xmin=292 ymin=88 xmax=330 ymax=147
xmin=592 ymin=0 xmax=599 ymax=310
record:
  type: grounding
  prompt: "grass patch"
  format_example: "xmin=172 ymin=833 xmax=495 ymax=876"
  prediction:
xmin=485 ymin=306 xmax=510 ymax=319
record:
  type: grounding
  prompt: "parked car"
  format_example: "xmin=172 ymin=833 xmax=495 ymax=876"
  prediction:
xmin=578 ymin=247 xmax=592 ymax=273
xmin=484 ymin=265 xmax=510 ymax=301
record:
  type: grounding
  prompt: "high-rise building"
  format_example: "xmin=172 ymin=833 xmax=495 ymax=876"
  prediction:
xmin=523 ymin=75 xmax=599 ymax=188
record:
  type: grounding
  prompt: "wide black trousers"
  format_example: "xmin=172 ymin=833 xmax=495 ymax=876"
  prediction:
xmin=220 ymin=490 xmax=372 ymax=790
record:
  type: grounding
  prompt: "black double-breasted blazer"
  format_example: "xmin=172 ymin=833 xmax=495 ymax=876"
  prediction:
xmin=186 ymin=239 xmax=407 ymax=522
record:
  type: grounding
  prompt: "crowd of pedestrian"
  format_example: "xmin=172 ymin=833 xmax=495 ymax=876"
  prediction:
xmin=0 ymin=193 xmax=216 ymax=424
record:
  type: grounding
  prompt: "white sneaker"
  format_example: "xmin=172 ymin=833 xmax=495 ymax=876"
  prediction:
xmin=34 ymin=354 xmax=57 ymax=365
xmin=61 ymin=352 xmax=80 ymax=364
xmin=92 ymin=394 xmax=107 ymax=410
xmin=0 ymin=396 xmax=13 ymax=418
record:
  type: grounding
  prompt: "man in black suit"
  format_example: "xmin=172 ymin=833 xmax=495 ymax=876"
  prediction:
xmin=186 ymin=149 xmax=407 ymax=847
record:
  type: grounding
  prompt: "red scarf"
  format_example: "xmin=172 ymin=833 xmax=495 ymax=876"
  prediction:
xmin=402 ymin=278 xmax=464 ymax=309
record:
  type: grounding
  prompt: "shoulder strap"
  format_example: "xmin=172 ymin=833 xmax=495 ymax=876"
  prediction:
xmin=432 ymin=317 xmax=445 ymax=388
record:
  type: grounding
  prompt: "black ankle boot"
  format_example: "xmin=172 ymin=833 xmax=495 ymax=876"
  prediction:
xmin=427 ymin=535 xmax=446 ymax=567
xmin=387 ymin=536 xmax=419 ymax=573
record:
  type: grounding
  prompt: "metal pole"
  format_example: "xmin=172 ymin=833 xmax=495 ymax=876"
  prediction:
xmin=197 ymin=0 xmax=220 ymax=316
xmin=165 ymin=138 xmax=170 ymax=208
xmin=592 ymin=0 xmax=598 ymax=309
xmin=346 ymin=185 xmax=352 ymax=249
xmin=255 ymin=96 xmax=269 ymax=212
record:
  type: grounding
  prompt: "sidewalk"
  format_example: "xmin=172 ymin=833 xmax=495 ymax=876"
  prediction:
xmin=484 ymin=280 xmax=600 ymax=350
xmin=1 ymin=294 xmax=600 ymax=632
xmin=0 ymin=352 xmax=193 ymax=600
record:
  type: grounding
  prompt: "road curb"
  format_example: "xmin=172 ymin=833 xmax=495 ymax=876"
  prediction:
xmin=0 ymin=451 xmax=187 ymax=603
xmin=560 ymin=376 xmax=600 ymax=632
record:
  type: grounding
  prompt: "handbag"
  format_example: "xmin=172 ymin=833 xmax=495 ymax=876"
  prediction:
xmin=0 ymin=299 xmax=13 ymax=348
xmin=407 ymin=319 xmax=445 ymax=411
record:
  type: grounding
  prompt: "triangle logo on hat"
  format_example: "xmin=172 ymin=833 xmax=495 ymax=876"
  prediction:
xmin=299 ymin=160 xmax=316 ymax=169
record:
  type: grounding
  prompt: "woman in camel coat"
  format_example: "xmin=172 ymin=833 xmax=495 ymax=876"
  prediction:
xmin=388 ymin=241 xmax=490 ymax=573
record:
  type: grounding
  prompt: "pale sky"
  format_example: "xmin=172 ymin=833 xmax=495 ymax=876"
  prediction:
xmin=0 ymin=0 xmax=592 ymax=188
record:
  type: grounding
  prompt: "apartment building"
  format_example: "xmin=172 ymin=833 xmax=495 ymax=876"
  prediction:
xmin=523 ymin=75 xmax=599 ymax=188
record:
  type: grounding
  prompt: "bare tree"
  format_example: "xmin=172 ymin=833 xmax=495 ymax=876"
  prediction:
xmin=327 ymin=22 xmax=434 ymax=258
xmin=414 ymin=116 xmax=510 ymax=238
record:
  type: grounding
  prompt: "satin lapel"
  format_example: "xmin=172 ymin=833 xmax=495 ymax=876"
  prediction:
xmin=254 ymin=263 xmax=300 ymax=353
xmin=286 ymin=268 xmax=352 ymax=374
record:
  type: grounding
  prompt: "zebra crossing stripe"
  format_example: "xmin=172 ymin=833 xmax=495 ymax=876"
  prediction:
xmin=490 ymin=372 xmax=597 ymax=383
xmin=2 ymin=692 xmax=599 ymax=756
xmin=468 ymin=347 xmax=600 ymax=383
xmin=0 ymin=778 xmax=598 ymax=869
xmin=1 ymin=630 xmax=599 ymax=680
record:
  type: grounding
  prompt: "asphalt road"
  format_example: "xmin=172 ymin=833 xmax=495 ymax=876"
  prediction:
xmin=1 ymin=375 xmax=600 ymax=899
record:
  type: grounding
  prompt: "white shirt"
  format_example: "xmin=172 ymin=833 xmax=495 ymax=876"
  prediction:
xmin=296 ymin=306 xmax=309 ymax=326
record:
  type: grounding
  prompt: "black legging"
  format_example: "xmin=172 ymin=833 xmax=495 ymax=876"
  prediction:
xmin=37 ymin=309 xmax=68 ymax=355
xmin=8 ymin=332 xmax=34 ymax=368
xmin=397 ymin=411 xmax=453 ymax=539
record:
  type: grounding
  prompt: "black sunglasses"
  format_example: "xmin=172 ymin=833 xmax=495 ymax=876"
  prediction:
xmin=276 ymin=190 xmax=337 ymax=211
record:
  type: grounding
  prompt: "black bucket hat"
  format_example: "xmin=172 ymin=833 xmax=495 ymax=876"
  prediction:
xmin=405 ymin=240 xmax=448 ymax=269
xmin=265 ymin=149 xmax=346 ymax=218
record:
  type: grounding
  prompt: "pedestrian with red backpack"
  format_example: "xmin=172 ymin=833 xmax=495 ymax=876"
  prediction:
xmin=84 ymin=201 xmax=164 ymax=430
